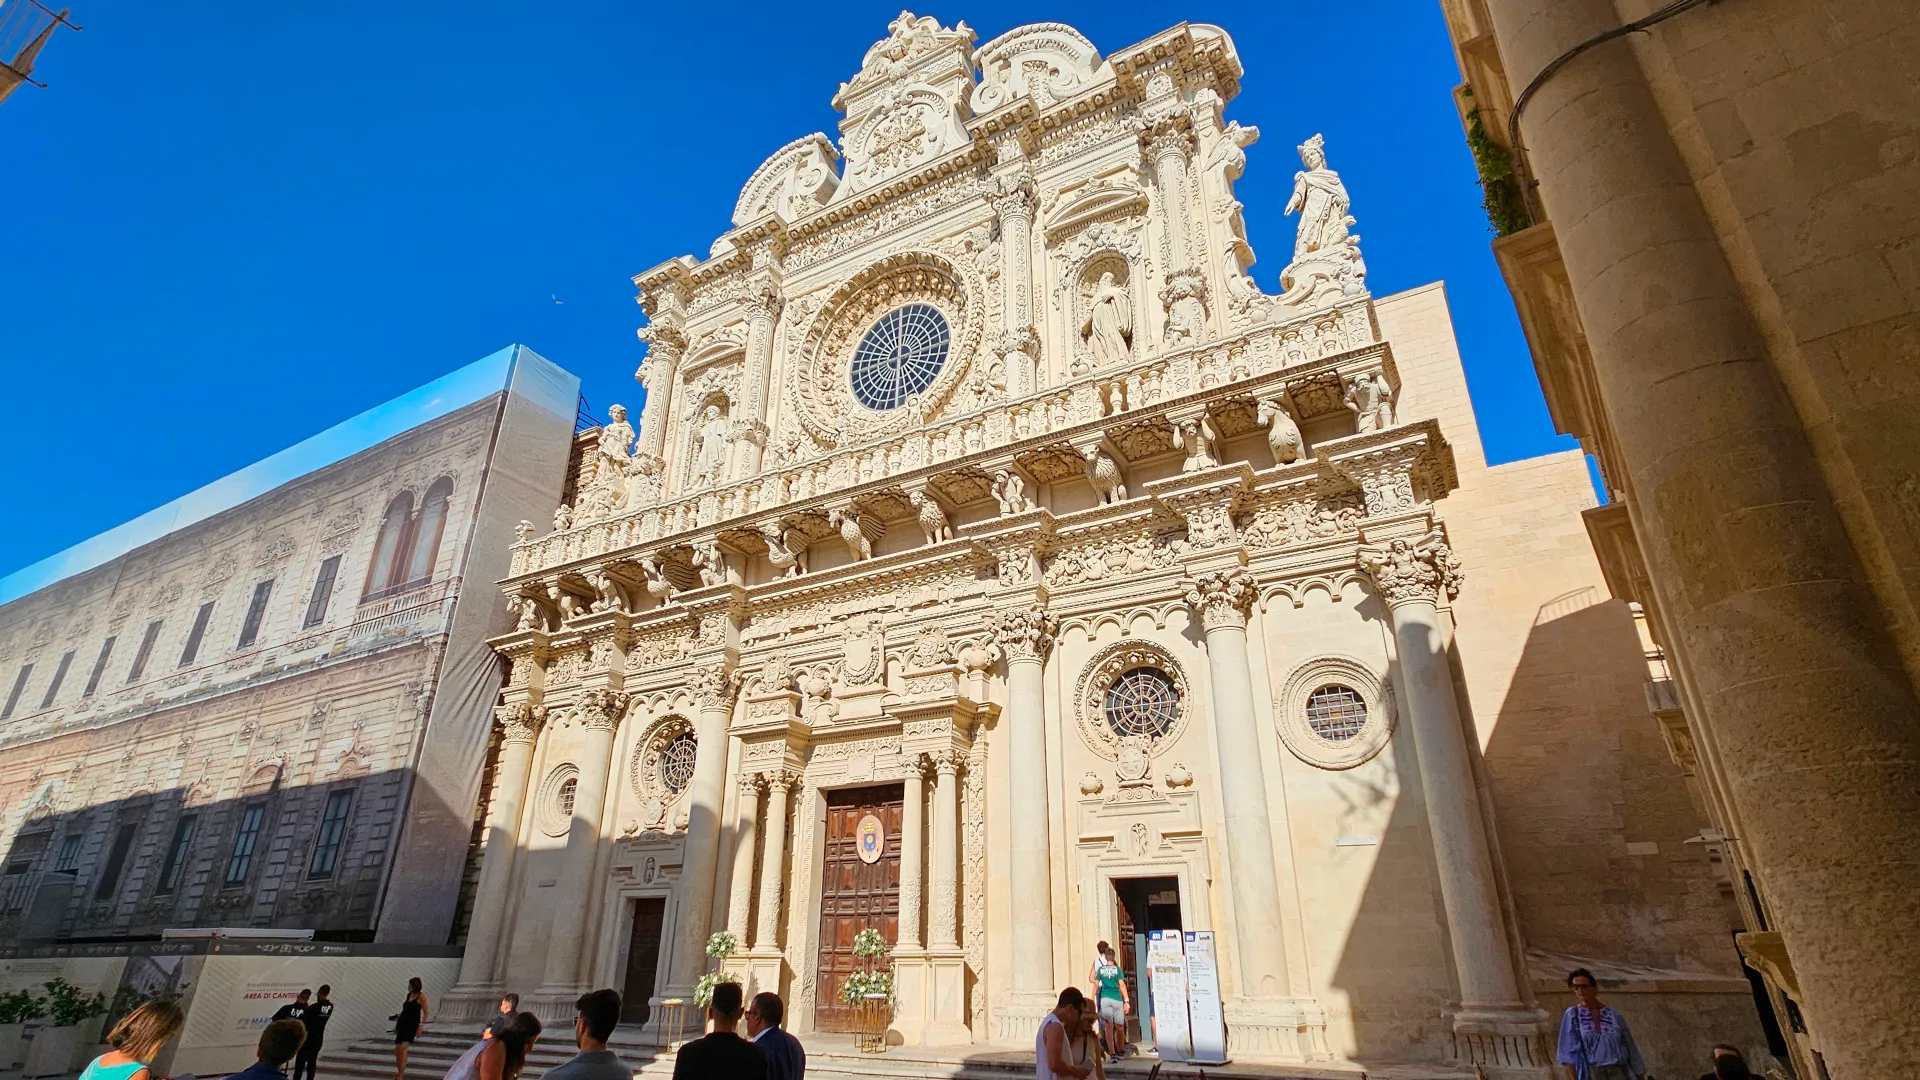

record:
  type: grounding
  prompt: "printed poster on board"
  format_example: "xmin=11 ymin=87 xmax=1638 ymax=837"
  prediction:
xmin=1184 ymin=930 xmax=1228 ymax=1064
xmin=1146 ymin=930 xmax=1191 ymax=1063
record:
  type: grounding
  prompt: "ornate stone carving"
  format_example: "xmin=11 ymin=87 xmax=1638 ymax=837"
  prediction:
xmin=1046 ymin=530 xmax=1180 ymax=587
xmin=839 ymin=613 xmax=886 ymax=686
xmin=1274 ymin=654 xmax=1396 ymax=770
xmin=498 ymin=702 xmax=545 ymax=744
xmin=1161 ymin=270 xmax=1209 ymax=347
xmin=1359 ymin=532 xmax=1464 ymax=606
xmin=1073 ymin=638 xmax=1192 ymax=766
xmin=733 ymin=132 xmax=841 ymax=225
xmin=986 ymin=607 xmax=1055 ymax=663
xmin=1085 ymin=447 xmax=1127 ymax=505
xmin=1173 ymin=414 xmax=1221 ymax=473
xmin=761 ymin=521 xmax=805 ymax=578
xmin=990 ymin=469 xmax=1031 ymax=515
xmin=830 ymin=508 xmax=874 ymax=560
xmin=1181 ymin=502 xmax=1238 ymax=551
xmin=642 ymin=554 xmax=675 ymax=604
xmin=1279 ymin=133 xmax=1368 ymax=308
xmin=692 ymin=539 xmax=729 ymax=588
xmin=970 ymin=22 xmax=1098 ymax=113
xmin=1257 ymin=397 xmax=1306 ymax=464
xmin=577 ymin=688 xmax=630 ymax=730
xmin=1241 ymin=490 xmax=1365 ymax=551
xmin=1345 ymin=370 xmax=1395 ymax=433
xmin=909 ymin=624 xmax=954 ymax=668
xmin=628 ymin=714 xmax=699 ymax=822
xmin=1083 ymin=270 xmax=1133 ymax=369
xmin=1183 ymin=568 xmax=1257 ymax=630
xmin=688 ymin=664 xmax=739 ymax=711
xmin=909 ymin=490 xmax=952 ymax=545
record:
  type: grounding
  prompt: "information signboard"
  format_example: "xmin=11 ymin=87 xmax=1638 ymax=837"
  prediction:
xmin=1183 ymin=931 xmax=1228 ymax=1064
xmin=1145 ymin=930 xmax=1191 ymax=1063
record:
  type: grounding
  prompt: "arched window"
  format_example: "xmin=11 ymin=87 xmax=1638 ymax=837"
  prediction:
xmin=363 ymin=493 xmax=413 ymax=600
xmin=401 ymin=477 xmax=453 ymax=589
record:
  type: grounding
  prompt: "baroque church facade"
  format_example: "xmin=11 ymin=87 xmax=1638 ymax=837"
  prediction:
xmin=450 ymin=15 xmax=1762 ymax=1075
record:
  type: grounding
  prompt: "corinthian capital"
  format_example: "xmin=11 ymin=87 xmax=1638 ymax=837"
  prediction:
xmin=742 ymin=283 xmax=784 ymax=323
xmin=989 ymin=167 xmax=1036 ymax=219
xmin=689 ymin=663 xmax=741 ymax=712
xmin=1183 ymin=568 xmax=1257 ymax=630
xmin=986 ymin=607 xmax=1056 ymax=663
xmin=577 ymin=688 xmax=630 ymax=731
xmin=1358 ymin=531 xmax=1464 ymax=607
xmin=496 ymin=702 xmax=546 ymax=744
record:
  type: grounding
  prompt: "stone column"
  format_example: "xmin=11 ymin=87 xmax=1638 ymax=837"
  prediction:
xmin=665 ymin=665 xmax=738 ymax=995
xmin=634 ymin=325 xmax=684 ymax=461
xmin=734 ymin=281 xmax=780 ymax=477
xmin=989 ymin=166 xmax=1039 ymax=396
xmin=988 ymin=607 xmax=1056 ymax=1011
xmin=898 ymin=759 xmax=927 ymax=950
xmin=928 ymin=752 xmax=962 ymax=950
xmin=534 ymin=689 xmax=626 ymax=998
xmin=449 ymin=703 xmax=543 ymax=998
xmin=754 ymin=771 xmax=794 ymax=950
xmin=1359 ymin=539 xmax=1528 ymax=1028
xmin=1145 ymin=126 xmax=1193 ymax=272
xmin=726 ymin=774 xmax=763 ymax=942
xmin=1484 ymin=2 xmax=1920 ymax=1071
xmin=1181 ymin=570 xmax=1291 ymax=997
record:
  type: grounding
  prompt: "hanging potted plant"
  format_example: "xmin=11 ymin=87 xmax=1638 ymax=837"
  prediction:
xmin=25 ymin=978 xmax=106 ymax=1078
xmin=841 ymin=928 xmax=894 ymax=1053
xmin=0 ymin=988 xmax=47 ymax=1073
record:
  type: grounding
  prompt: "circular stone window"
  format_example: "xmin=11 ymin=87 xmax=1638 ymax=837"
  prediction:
xmin=1103 ymin=667 xmax=1181 ymax=740
xmin=1277 ymin=657 xmax=1395 ymax=769
xmin=659 ymin=732 xmax=698 ymax=794
xmin=536 ymin=763 xmax=581 ymax=837
xmin=850 ymin=303 xmax=949 ymax=410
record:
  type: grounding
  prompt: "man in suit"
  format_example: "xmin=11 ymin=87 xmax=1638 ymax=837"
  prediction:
xmin=671 ymin=981 xmax=765 ymax=1080
xmin=745 ymin=992 xmax=805 ymax=1080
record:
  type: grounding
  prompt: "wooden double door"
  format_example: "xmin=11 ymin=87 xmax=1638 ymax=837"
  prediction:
xmin=814 ymin=783 xmax=903 ymax=1032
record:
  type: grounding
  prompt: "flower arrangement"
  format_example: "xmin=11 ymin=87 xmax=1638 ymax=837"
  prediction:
xmin=42 ymin=980 xmax=107 ymax=1028
xmin=0 ymin=989 xmax=47 ymax=1025
xmin=838 ymin=928 xmax=895 ymax=1007
xmin=694 ymin=930 xmax=740 ymax=1009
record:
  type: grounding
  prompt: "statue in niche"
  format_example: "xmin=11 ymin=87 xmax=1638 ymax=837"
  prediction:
xmin=1345 ymin=370 xmax=1395 ymax=432
xmin=991 ymin=470 xmax=1031 ymax=515
xmin=688 ymin=403 xmax=731 ymax=489
xmin=1082 ymin=271 xmax=1133 ymax=369
xmin=1284 ymin=133 xmax=1354 ymax=263
xmin=1257 ymin=397 xmax=1307 ymax=464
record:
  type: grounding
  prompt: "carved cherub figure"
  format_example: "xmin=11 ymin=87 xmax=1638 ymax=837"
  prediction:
xmin=692 ymin=540 xmax=728 ymax=587
xmin=1257 ymin=397 xmax=1307 ymax=464
xmin=909 ymin=490 xmax=952 ymax=545
xmin=513 ymin=520 xmax=536 ymax=544
xmin=551 ymin=504 xmax=574 ymax=533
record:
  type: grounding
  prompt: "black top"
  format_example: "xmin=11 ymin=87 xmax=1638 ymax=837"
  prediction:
xmin=671 ymin=1031 xmax=767 ymax=1080
xmin=485 ymin=1013 xmax=512 ymax=1039
xmin=271 ymin=1002 xmax=308 ymax=1023
xmin=303 ymin=1000 xmax=335 ymax=1042
xmin=395 ymin=996 xmax=424 ymax=1038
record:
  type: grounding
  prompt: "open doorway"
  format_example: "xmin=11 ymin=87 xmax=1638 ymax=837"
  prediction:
xmin=620 ymin=897 xmax=666 ymax=1026
xmin=1112 ymin=875 xmax=1182 ymax=1047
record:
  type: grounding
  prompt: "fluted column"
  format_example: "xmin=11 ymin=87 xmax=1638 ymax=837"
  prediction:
xmin=1181 ymin=570 xmax=1291 ymax=997
xmin=754 ymin=771 xmax=794 ymax=949
xmin=1359 ymin=538 xmax=1523 ymax=1015
xmin=898 ymin=759 xmax=927 ymax=950
xmin=988 ymin=607 xmax=1056 ymax=998
xmin=726 ymin=774 xmax=763 ymax=942
xmin=536 ymin=689 xmax=626 ymax=995
xmin=451 ymin=703 xmax=544 ymax=993
xmin=734 ymin=282 xmax=780 ymax=477
xmin=928 ymin=752 xmax=962 ymax=950
xmin=666 ymin=665 xmax=738 ymax=991
xmin=989 ymin=167 xmax=1039 ymax=396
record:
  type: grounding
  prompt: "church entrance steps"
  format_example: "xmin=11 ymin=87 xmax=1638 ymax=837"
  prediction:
xmin=320 ymin=1030 xmax=1471 ymax=1080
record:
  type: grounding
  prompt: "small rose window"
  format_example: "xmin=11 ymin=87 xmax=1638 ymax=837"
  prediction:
xmin=1305 ymin=685 xmax=1368 ymax=742
xmin=659 ymin=732 xmax=698 ymax=794
xmin=1103 ymin=667 xmax=1181 ymax=740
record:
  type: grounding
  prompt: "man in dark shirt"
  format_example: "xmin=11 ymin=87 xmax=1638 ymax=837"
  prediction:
xmin=483 ymin=993 xmax=520 ymax=1040
xmin=228 ymin=1019 xmax=306 ymax=1080
xmin=270 ymin=990 xmax=310 ymax=1024
xmin=671 ymin=981 xmax=766 ymax=1080
xmin=291 ymin=984 xmax=334 ymax=1080
xmin=745 ymin=992 xmax=805 ymax=1080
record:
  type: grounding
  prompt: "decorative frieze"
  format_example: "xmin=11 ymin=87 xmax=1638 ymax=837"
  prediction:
xmin=1358 ymin=532 xmax=1463 ymax=607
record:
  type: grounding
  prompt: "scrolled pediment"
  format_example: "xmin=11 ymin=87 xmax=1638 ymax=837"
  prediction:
xmin=1042 ymin=170 xmax=1149 ymax=239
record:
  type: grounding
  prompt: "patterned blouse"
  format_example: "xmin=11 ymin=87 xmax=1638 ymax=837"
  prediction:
xmin=1556 ymin=1004 xmax=1646 ymax=1080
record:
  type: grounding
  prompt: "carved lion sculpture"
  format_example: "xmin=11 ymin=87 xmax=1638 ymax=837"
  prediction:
xmin=909 ymin=490 xmax=952 ymax=545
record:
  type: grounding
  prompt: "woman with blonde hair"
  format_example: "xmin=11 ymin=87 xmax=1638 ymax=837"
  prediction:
xmin=79 ymin=999 xmax=187 ymax=1080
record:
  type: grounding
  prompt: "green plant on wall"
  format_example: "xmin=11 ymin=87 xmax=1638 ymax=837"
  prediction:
xmin=42 ymin=979 xmax=107 ymax=1028
xmin=0 ymin=989 xmax=48 ymax=1025
xmin=1463 ymin=96 xmax=1532 ymax=237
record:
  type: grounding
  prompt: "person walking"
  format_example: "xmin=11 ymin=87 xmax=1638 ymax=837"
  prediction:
xmin=227 ymin=1020 xmax=308 ymax=1080
xmin=670 ymin=981 xmax=766 ymax=1080
xmin=271 ymin=990 xmax=311 ymax=1024
xmin=1700 ymin=1045 xmax=1750 ymax=1080
xmin=79 ymin=1000 xmax=187 ymax=1080
xmin=1087 ymin=942 xmax=1130 ymax=1060
xmin=542 ymin=990 xmax=628 ymax=1080
xmin=1555 ymin=968 xmax=1647 ymax=1080
xmin=441 ymin=1011 xmax=541 ymax=1080
xmin=391 ymin=976 xmax=431 ymax=1080
xmin=291 ymin=984 xmax=335 ymax=1080
xmin=744 ymin=992 xmax=805 ymax=1080
xmin=1037 ymin=987 xmax=1091 ymax=1080
xmin=481 ymin=994 xmax=519 ymax=1040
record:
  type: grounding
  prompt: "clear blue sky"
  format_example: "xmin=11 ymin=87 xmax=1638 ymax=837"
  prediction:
xmin=0 ymin=1 xmax=1575 ymax=580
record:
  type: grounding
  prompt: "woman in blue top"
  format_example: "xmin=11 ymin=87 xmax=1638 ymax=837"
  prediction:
xmin=79 ymin=1000 xmax=186 ymax=1080
xmin=1556 ymin=968 xmax=1647 ymax=1080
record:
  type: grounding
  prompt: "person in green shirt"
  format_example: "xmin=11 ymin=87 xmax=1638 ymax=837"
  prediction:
xmin=1087 ymin=941 xmax=1131 ymax=1060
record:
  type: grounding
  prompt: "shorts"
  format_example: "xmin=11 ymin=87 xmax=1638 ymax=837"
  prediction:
xmin=1098 ymin=996 xmax=1125 ymax=1025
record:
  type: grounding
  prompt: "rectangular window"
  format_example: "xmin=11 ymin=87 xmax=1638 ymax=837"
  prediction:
xmin=178 ymin=603 xmax=214 ymax=667
xmin=128 ymin=621 xmax=163 ymax=683
xmin=94 ymin=822 xmax=139 ymax=901
xmin=225 ymin=802 xmax=265 ymax=886
xmin=0 ymin=664 xmax=30 ymax=720
xmin=156 ymin=815 xmax=197 ymax=894
xmin=1 ymin=833 xmax=50 ymax=912
xmin=38 ymin=651 xmax=75 ymax=710
xmin=55 ymin=833 xmax=83 ymax=871
xmin=308 ymin=790 xmax=354 ymax=878
xmin=82 ymin=637 xmax=116 ymax=697
xmin=304 ymin=556 xmax=341 ymax=628
xmin=237 ymin=580 xmax=274 ymax=648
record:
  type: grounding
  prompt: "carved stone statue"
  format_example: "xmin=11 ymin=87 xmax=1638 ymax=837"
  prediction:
xmin=513 ymin=520 xmax=535 ymax=544
xmin=1173 ymin=415 xmax=1221 ymax=473
xmin=552 ymin=504 xmax=574 ymax=533
xmin=830 ymin=508 xmax=872 ymax=560
xmin=1257 ymin=397 xmax=1306 ymax=464
xmin=1280 ymin=133 xmax=1368 ymax=306
xmin=641 ymin=555 xmax=674 ymax=604
xmin=991 ymin=470 xmax=1031 ymax=515
xmin=688 ymin=403 xmax=731 ymax=489
xmin=1086 ymin=447 xmax=1127 ymax=505
xmin=592 ymin=404 xmax=636 ymax=484
xmin=692 ymin=540 xmax=728 ymax=587
xmin=1083 ymin=271 xmax=1132 ymax=367
xmin=910 ymin=490 xmax=951 ymax=545
xmin=1161 ymin=273 xmax=1208 ymax=346
xmin=1345 ymin=370 xmax=1395 ymax=432
xmin=761 ymin=521 xmax=801 ymax=578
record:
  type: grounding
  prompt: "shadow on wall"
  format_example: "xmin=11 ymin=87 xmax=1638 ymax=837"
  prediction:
xmin=0 ymin=767 xmax=466 ymax=945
